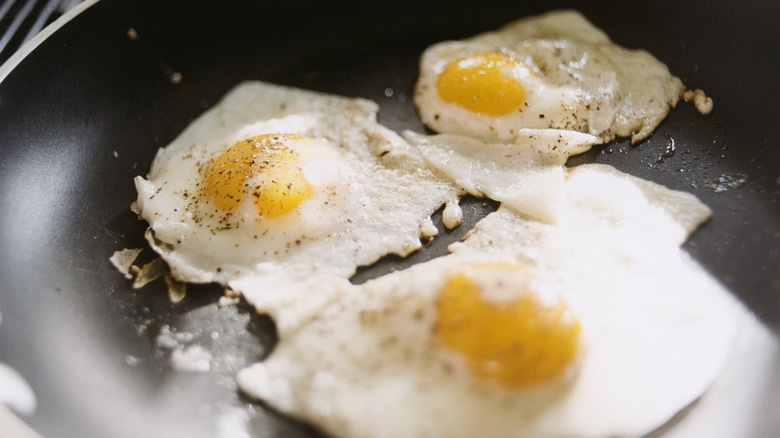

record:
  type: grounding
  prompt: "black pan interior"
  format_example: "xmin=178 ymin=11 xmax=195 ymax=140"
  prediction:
xmin=0 ymin=0 xmax=778 ymax=437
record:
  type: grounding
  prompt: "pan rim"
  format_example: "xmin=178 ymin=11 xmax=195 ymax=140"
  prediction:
xmin=0 ymin=0 xmax=100 ymax=85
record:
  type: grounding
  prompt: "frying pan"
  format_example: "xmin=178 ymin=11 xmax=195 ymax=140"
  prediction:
xmin=0 ymin=0 xmax=778 ymax=437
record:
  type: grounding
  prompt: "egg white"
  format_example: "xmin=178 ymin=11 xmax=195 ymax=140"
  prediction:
xmin=236 ymin=164 xmax=735 ymax=438
xmin=403 ymin=129 xmax=602 ymax=224
xmin=414 ymin=9 xmax=686 ymax=144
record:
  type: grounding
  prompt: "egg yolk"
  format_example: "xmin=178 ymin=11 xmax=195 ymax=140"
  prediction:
xmin=436 ymin=52 xmax=528 ymax=117
xmin=436 ymin=263 xmax=581 ymax=387
xmin=204 ymin=134 xmax=313 ymax=218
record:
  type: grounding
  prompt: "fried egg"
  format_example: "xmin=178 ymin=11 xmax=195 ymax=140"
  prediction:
xmin=236 ymin=164 xmax=735 ymax=438
xmin=403 ymin=129 xmax=601 ymax=224
xmin=134 ymin=81 xmax=460 ymax=286
xmin=414 ymin=10 xmax=685 ymax=144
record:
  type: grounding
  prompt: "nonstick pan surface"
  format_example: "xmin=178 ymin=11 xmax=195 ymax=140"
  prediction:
xmin=0 ymin=0 xmax=778 ymax=437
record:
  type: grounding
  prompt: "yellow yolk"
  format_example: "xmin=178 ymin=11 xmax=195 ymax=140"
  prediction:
xmin=204 ymin=134 xmax=313 ymax=218
xmin=436 ymin=52 xmax=528 ymax=116
xmin=436 ymin=263 xmax=581 ymax=388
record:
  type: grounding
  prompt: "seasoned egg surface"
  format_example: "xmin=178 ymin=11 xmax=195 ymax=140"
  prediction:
xmin=134 ymin=81 xmax=460 ymax=285
xmin=236 ymin=163 xmax=736 ymax=438
xmin=404 ymin=129 xmax=601 ymax=224
xmin=414 ymin=10 xmax=685 ymax=144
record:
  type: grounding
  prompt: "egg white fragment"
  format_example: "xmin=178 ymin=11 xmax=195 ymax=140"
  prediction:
xmin=414 ymin=10 xmax=686 ymax=144
xmin=454 ymin=164 xmax=712 ymax=263
xmin=403 ymin=129 xmax=601 ymax=224
xmin=236 ymin=163 xmax=736 ymax=438
xmin=562 ymin=164 xmax=713 ymax=246
xmin=134 ymin=81 xmax=460 ymax=286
